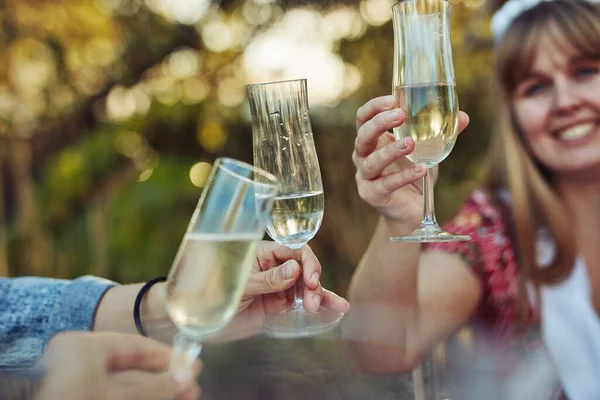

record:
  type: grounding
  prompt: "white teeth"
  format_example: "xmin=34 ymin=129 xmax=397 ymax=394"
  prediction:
xmin=559 ymin=123 xmax=595 ymax=141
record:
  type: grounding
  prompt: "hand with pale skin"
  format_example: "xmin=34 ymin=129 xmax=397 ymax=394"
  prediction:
xmin=95 ymin=242 xmax=349 ymax=344
xmin=216 ymin=241 xmax=350 ymax=341
xmin=36 ymin=244 xmax=347 ymax=398
xmin=353 ymin=95 xmax=470 ymax=228
xmin=37 ymin=332 xmax=202 ymax=400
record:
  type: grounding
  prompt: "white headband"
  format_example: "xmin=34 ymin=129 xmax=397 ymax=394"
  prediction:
xmin=491 ymin=0 xmax=600 ymax=40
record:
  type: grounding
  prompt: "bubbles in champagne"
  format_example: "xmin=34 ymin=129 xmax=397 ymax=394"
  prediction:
xmin=165 ymin=233 xmax=261 ymax=339
xmin=393 ymin=82 xmax=459 ymax=167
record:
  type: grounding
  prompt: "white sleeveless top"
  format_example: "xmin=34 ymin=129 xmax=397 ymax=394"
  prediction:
xmin=535 ymin=231 xmax=600 ymax=399
xmin=539 ymin=259 xmax=600 ymax=399
xmin=496 ymin=190 xmax=600 ymax=399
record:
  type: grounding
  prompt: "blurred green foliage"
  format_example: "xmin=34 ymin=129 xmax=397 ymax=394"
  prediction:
xmin=0 ymin=0 xmax=498 ymax=297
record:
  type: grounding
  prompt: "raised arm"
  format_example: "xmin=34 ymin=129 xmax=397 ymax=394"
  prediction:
xmin=342 ymin=96 xmax=481 ymax=373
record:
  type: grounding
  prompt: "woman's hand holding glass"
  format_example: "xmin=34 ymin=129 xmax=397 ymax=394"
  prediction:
xmin=217 ymin=241 xmax=350 ymax=341
xmin=353 ymin=95 xmax=470 ymax=231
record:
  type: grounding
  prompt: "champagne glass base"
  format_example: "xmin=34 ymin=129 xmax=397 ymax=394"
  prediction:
xmin=390 ymin=224 xmax=471 ymax=243
xmin=263 ymin=305 xmax=345 ymax=339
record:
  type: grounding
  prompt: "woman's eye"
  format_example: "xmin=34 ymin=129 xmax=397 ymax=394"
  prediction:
xmin=574 ymin=66 xmax=598 ymax=78
xmin=524 ymin=82 xmax=547 ymax=96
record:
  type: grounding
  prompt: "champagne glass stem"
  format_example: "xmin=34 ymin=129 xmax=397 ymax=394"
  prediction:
xmin=171 ymin=333 xmax=202 ymax=383
xmin=293 ymin=277 xmax=305 ymax=309
xmin=422 ymin=167 xmax=438 ymax=226
xmin=289 ymin=245 xmax=306 ymax=310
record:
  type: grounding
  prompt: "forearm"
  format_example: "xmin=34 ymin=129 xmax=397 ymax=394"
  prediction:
xmin=93 ymin=283 xmax=176 ymax=343
xmin=93 ymin=281 xmax=251 ymax=344
xmin=343 ymin=216 xmax=422 ymax=372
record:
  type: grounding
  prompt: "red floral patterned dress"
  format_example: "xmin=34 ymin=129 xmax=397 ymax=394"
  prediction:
xmin=426 ymin=189 xmax=535 ymax=340
xmin=424 ymin=190 xmax=563 ymax=399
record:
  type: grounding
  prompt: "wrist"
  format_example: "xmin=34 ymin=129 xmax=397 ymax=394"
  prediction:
xmin=141 ymin=282 xmax=177 ymax=342
xmin=94 ymin=281 xmax=174 ymax=340
xmin=134 ymin=277 xmax=167 ymax=337
xmin=381 ymin=216 xmax=418 ymax=237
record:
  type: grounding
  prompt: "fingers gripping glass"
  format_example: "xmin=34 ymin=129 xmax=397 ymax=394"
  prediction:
xmin=248 ymin=79 xmax=345 ymax=338
xmin=165 ymin=158 xmax=279 ymax=380
xmin=390 ymin=0 xmax=471 ymax=243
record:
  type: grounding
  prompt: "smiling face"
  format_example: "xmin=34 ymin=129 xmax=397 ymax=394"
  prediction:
xmin=511 ymin=29 xmax=600 ymax=177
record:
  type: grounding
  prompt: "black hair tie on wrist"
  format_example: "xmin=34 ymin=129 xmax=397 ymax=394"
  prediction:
xmin=134 ymin=276 xmax=167 ymax=337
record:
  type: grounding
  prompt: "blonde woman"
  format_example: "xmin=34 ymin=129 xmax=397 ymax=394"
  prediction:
xmin=345 ymin=0 xmax=600 ymax=398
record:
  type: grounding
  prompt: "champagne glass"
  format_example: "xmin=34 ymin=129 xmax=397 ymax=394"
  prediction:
xmin=391 ymin=0 xmax=471 ymax=243
xmin=247 ymin=79 xmax=345 ymax=338
xmin=165 ymin=157 xmax=278 ymax=380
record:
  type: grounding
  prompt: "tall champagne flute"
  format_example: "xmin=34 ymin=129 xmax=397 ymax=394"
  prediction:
xmin=391 ymin=0 xmax=471 ymax=242
xmin=166 ymin=158 xmax=278 ymax=380
xmin=248 ymin=79 xmax=345 ymax=338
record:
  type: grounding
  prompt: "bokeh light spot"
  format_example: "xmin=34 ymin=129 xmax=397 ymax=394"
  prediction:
xmin=189 ymin=162 xmax=212 ymax=187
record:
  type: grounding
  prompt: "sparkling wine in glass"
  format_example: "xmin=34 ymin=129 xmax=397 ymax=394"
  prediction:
xmin=390 ymin=0 xmax=471 ymax=242
xmin=248 ymin=78 xmax=345 ymax=338
xmin=266 ymin=191 xmax=324 ymax=249
xmin=165 ymin=158 xmax=278 ymax=380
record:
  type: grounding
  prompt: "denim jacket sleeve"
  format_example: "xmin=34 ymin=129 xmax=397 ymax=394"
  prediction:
xmin=0 ymin=276 xmax=117 ymax=369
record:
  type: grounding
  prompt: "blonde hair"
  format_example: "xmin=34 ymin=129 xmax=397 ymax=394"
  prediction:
xmin=485 ymin=0 xmax=600 ymax=296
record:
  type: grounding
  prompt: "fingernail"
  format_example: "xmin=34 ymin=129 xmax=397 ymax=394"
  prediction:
xmin=386 ymin=96 xmax=394 ymax=108
xmin=313 ymin=295 xmax=321 ymax=307
xmin=388 ymin=109 xmax=402 ymax=121
xmin=404 ymin=137 xmax=411 ymax=147
xmin=396 ymin=138 xmax=407 ymax=149
xmin=413 ymin=164 xmax=424 ymax=173
xmin=310 ymin=272 xmax=319 ymax=285
xmin=283 ymin=261 xmax=295 ymax=280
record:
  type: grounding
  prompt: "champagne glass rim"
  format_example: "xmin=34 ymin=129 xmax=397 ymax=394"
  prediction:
xmin=392 ymin=0 xmax=452 ymax=15
xmin=246 ymin=78 xmax=307 ymax=89
xmin=215 ymin=157 xmax=279 ymax=189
